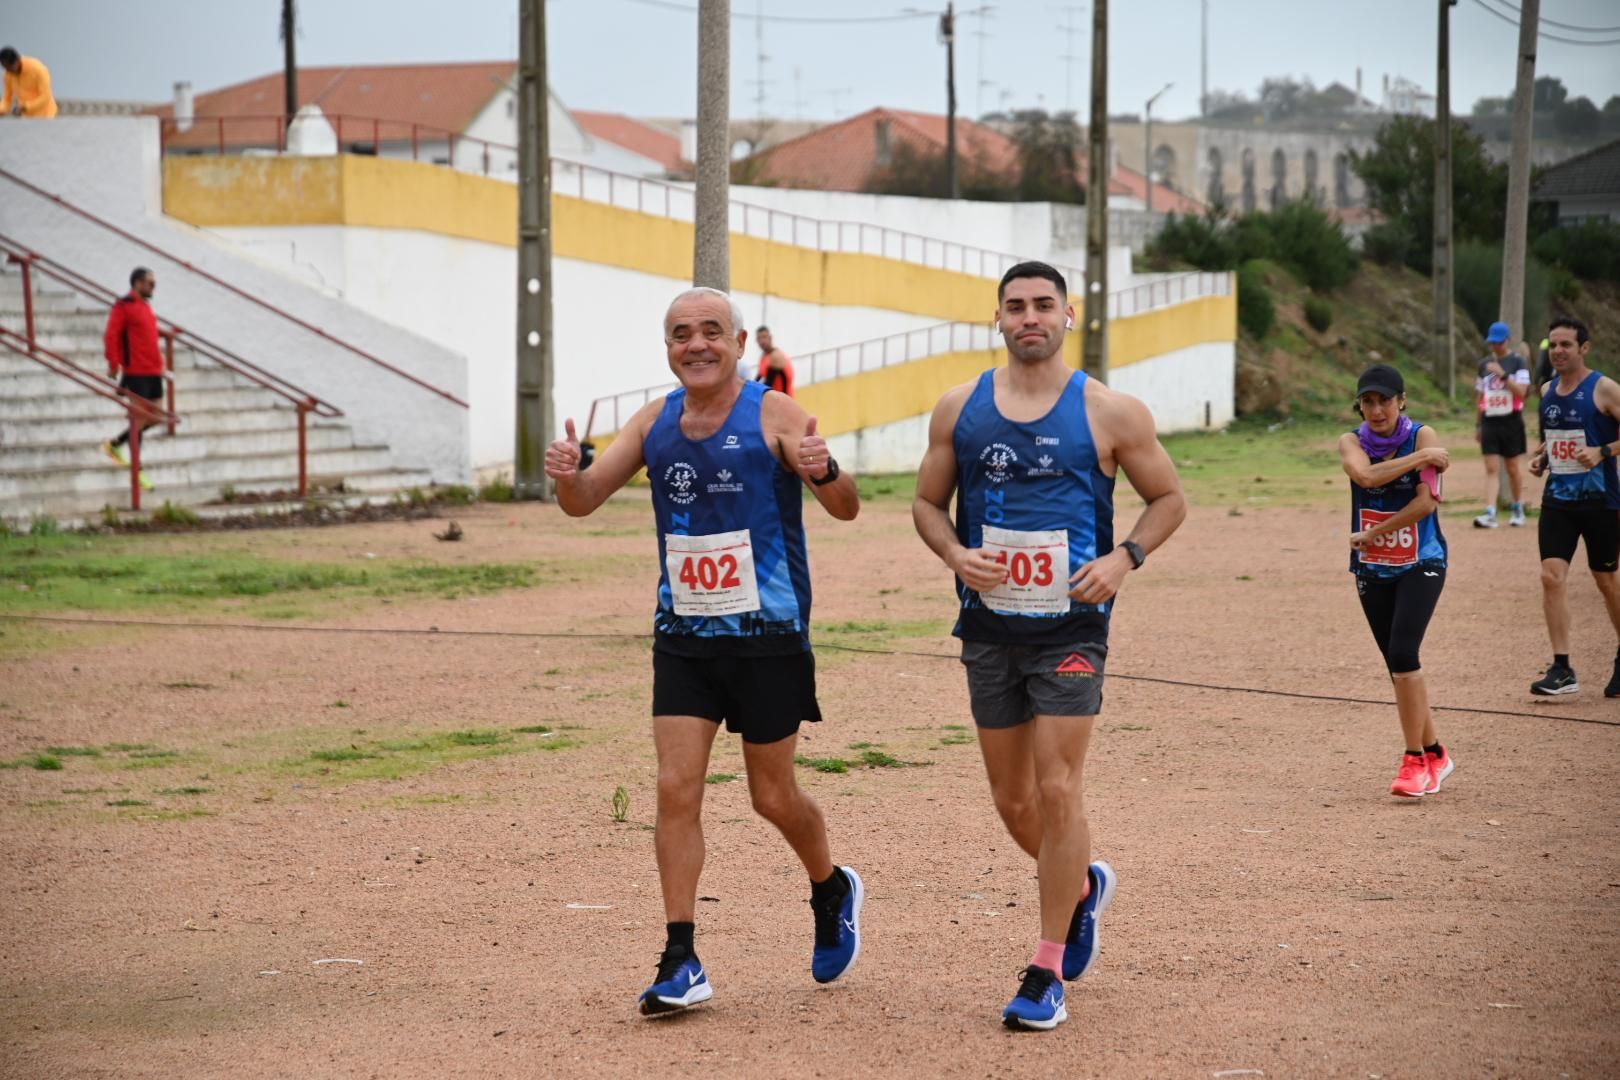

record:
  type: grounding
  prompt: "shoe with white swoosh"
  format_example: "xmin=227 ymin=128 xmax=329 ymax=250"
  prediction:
xmin=810 ymin=865 xmax=863 ymax=984
xmin=638 ymin=945 xmax=712 ymax=1016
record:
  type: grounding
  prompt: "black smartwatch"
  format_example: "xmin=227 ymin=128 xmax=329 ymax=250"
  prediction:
xmin=810 ymin=457 xmax=841 ymax=486
xmin=1603 ymin=444 xmax=1615 ymax=461
xmin=1120 ymin=539 xmax=1146 ymax=569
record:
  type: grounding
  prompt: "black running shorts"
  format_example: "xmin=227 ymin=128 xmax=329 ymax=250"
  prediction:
xmin=1479 ymin=415 xmax=1526 ymax=458
xmin=652 ymin=649 xmax=821 ymax=744
xmin=1539 ymin=500 xmax=1620 ymax=573
xmin=119 ymin=374 xmax=165 ymax=401
xmin=959 ymin=639 xmax=1107 ymax=728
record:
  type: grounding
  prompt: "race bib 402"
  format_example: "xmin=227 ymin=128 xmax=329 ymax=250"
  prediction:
xmin=665 ymin=529 xmax=761 ymax=617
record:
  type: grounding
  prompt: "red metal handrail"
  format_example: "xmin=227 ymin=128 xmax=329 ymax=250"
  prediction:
xmin=0 ymin=167 xmax=469 ymax=410
xmin=0 ymin=324 xmax=179 ymax=513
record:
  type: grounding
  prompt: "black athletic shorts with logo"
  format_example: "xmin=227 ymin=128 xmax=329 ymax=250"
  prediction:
xmin=1539 ymin=498 xmax=1620 ymax=572
xmin=1479 ymin=415 xmax=1527 ymax=458
xmin=120 ymin=374 xmax=165 ymax=401
xmin=652 ymin=648 xmax=821 ymax=745
xmin=959 ymin=638 xmax=1107 ymax=728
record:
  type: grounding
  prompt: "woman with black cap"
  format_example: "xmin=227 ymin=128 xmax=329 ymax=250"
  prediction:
xmin=1338 ymin=363 xmax=1456 ymax=799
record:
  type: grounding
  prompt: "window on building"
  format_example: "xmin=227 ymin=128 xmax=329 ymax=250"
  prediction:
xmin=1241 ymin=148 xmax=1256 ymax=213
xmin=1206 ymin=147 xmax=1225 ymax=208
xmin=1334 ymin=153 xmax=1352 ymax=208
xmin=1304 ymin=149 xmax=1319 ymax=204
xmin=1270 ymin=148 xmax=1287 ymax=210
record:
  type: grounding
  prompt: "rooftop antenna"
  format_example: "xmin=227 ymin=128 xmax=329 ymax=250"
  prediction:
xmin=1052 ymin=4 xmax=1087 ymax=115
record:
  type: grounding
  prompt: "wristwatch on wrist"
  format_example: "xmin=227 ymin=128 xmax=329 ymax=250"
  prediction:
xmin=1120 ymin=539 xmax=1146 ymax=569
xmin=810 ymin=457 xmax=841 ymax=486
xmin=1603 ymin=444 xmax=1615 ymax=461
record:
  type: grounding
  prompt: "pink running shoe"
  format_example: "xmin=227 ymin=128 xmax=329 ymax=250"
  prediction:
xmin=1425 ymin=746 xmax=1454 ymax=793
xmin=1390 ymin=754 xmax=1431 ymax=798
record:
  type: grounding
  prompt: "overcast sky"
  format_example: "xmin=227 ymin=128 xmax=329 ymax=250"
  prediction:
xmin=8 ymin=0 xmax=1619 ymax=123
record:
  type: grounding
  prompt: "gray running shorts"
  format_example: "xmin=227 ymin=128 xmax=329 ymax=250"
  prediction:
xmin=959 ymin=639 xmax=1107 ymax=728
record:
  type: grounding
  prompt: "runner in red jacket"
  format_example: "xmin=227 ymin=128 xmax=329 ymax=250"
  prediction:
xmin=101 ymin=267 xmax=165 ymax=476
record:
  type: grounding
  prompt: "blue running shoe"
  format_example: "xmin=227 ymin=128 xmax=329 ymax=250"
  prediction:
xmin=1062 ymin=860 xmax=1117 ymax=980
xmin=638 ymin=945 xmax=712 ymax=1016
xmin=1002 ymin=965 xmax=1066 ymax=1030
xmin=810 ymin=865 xmax=863 ymax=984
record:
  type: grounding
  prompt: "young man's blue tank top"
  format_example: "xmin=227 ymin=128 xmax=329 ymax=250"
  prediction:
xmin=951 ymin=368 xmax=1115 ymax=643
xmin=1540 ymin=370 xmax=1620 ymax=509
xmin=1348 ymin=422 xmax=1448 ymax=579
xmin=643 ymin=379 xmax=812 ymax=656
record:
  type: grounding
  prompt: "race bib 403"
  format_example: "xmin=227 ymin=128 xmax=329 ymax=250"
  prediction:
xmin=980 ymin=525 xmax=1070 ymax=615
xmin=1357 ymin=508 xmax=1418 ymax=567
xmin=665 ymin=529 xmax=761 ymax=617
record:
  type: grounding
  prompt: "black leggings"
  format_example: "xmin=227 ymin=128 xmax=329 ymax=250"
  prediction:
xmin=1356 ymin=567 xmax=1446 ymax=675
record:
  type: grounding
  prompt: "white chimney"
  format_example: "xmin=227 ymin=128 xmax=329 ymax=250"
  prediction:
xmin=680 ymin=119 xmax=698 ymax=164
xmin=174 ymin=81 xmax=194 ymax=134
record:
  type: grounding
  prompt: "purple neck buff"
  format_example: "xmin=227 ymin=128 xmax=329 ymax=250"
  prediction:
xmin=1358 ymin=414 xmax=1414 ymax=460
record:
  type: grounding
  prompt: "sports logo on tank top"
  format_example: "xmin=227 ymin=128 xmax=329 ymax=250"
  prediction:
xmin=664 ymin=461 xmax=699 ymax=505
xmin=707 ymin=468 xmax=744 ymax=495
xmin=980 ymin=442 xmax=1018 ymax=483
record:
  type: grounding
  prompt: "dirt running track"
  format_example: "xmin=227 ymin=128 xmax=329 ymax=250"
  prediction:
xmin=2 ymin=495 xmax=1617 ymax=1079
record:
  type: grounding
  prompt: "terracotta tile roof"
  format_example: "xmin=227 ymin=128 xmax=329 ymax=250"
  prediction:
xmin=150 ymin=61 xmax=517 ymax=150
xmin=746 ymin=107 xmax=1021 ymax=192
xmin=574 ymin=111 xmax=686 ymax=172
xmin=1105 ymin=163 xmax=1206 ymax=215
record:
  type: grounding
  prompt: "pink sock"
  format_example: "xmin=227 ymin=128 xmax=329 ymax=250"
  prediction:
xmin=1032 ymin=939 xmax=1065 ymax=973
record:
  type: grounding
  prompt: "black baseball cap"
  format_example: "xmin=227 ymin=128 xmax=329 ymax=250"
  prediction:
xmin=1356 ymin=363 xmax=1405 ymax=398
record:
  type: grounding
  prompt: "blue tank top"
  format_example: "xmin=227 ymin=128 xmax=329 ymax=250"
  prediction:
xmin=643 ymin=379 xmax=811 ymax=656
xmin=952 ymin=369 xmax=1115 ymax=643
xmin=1540 ymin=371 xmax=1620 ymax=509
xmin=1348 ymin=422 xmax=1447 ymax=579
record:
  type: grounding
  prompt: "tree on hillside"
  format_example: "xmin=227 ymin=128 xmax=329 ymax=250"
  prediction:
xmin=1604 ymin=96 xmax=1620 ymax=134
xmin=1350 ymin=114 xmax=1508 ymax=275
xmin=1006 ymin=109 xmax=1084 ymax=204
xmin=1471 ymin=96 xmax=1510 ymax=118
xmin=1555 ymin=97 xmax=1601 ymax=139
xmin=1533 ymin=75 xmax=1568 ymax=112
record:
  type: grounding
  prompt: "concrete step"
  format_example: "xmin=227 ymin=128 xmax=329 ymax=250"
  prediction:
xmin=0 ymin=444 xmax=401 ymax=502
xmin=2 ymin=467 xmax=437 ymax=523
xmin=4 ymin=383 xmax=291 ymax=420
xmin=0 ymin=423 xmax=359 ymax=470
xmin=0 ymin=335 xmax=212 ymax=368
xmin=4 ymin=365 xmax=255 ymax=399
xmin=2 ymin=406 xmax=346 ymax=445
xmin=0 ymin=309 xmax=111 ymax=332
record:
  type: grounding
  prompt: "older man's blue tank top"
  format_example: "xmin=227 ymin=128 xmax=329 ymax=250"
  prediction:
xmin=1540 ymin=370 xmax=1620 ymax=509
xmin=1348 ymin=422 xmax=1448 ymax=579
xmin=952 ymin=368 xmax=1115 ymax=643
xmin=644 ymin=379 xmax=811 ymax=656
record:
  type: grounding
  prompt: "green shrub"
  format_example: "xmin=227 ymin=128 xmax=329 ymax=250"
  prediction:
xmin=1304 ymin=295 xmax=1334 ymax=332
xmin=1237 ymin=262 xmax=1276 ymax=339
xmin=477 ymin=474 xmax=515 ymax=503
xmin=1360 ymin=221 xmax=1413 ymax=267
xmin=151 ymin=501 xmax=201 ymax=526
xmin=1146 ymin=211 xmax=1237 ymax=270
xmin=1265 ymin=200 xmax=1358 ymax=291
xmin=1454 ymin=240 xmax=1555 ymax=343
xmin=28 ymin=515 xmax=61 ymax=537
xmin=1532 ymin=219 xmax=1620 ymax=284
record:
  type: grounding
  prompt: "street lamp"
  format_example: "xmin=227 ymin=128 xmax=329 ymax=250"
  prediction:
xmin=1145 ymin=81 xmax=1173 ymax=213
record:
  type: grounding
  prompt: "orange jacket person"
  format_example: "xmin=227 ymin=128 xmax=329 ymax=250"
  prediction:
xmin=0 ymin=48 xmax=58 ymax=118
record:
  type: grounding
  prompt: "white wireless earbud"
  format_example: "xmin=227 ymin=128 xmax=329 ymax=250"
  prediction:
xmin=1064 ymin=318 xmax=1074 ymax=330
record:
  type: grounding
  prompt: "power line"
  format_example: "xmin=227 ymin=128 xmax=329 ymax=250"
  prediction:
xmin=5 ymin=613 xmax=1615 ymax=729
xmin=1491 ymin=0 xmax=1620 ymax=33
xmin=619 ymin=0 xmax=937 ymax=24
xmin=1470 ymin=0 xmax=1620 ymax=45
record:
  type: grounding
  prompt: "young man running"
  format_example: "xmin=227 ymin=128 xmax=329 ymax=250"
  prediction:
xmin=1526 ymin=317 xmax=1620 ymax=698
xmin=913 ymin=261 xmax=1186 ymax=1030
xmin=545 ymin=287 xmax=865 ymax=1015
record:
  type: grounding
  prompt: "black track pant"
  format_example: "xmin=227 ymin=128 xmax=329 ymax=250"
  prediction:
xmin=1356 ymin=567 xmax=1446 ymax=675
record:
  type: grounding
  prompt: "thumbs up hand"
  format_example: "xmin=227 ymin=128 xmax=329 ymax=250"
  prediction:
xmin=797 ymin=415 xmax=831 ymax=481
xmin=545 ymin=417 xmax=582 ymax=479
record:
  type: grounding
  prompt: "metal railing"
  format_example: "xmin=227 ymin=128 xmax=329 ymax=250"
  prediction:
xmin=0 ymin=167 xmax=468 ymax=410
xmin=160 ymin=114 xmax=516 ymax=178
xmin=1 ymin=236 xmax=347 ymax=499
xmin=0 ymin=324 xmax=179 ymax=513
xmin=582 ymin=272 xmax=1234 ymax=440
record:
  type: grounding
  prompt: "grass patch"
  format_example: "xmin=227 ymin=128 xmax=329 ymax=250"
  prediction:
xmin=308 ymin=748 xmax=374 ymax=763
xmin=794 ymin=755 xmax=850 ymax=774
xmin=161 ymin=680 xmax=214 ymax=690
xmin=0 ymin=534 xmax=539 ymax=619
xmin=28 ymin=753 xmax=63 ymax=770
xmin=847 ymin=741 xmax=875 ymax=750
xmin=106 ymin=798 xmax=150 ymax=807
xmin=272 ymin=725 xmax=577 ymax=782
xmin=855 ymin=473 xmax=916 ymax=501
xmin=939 ymin=733 xmax=976 ymax=746
xmin=705 ymin=772 xmax=739 ymax=784
xmin=512 ymin=725 xmax=552 ymax=734
xmin=45 ymin=745 xmax=102 ymax=757
xmin=859 ymin=750 xmax=906 ymax=768
xmin=445 ymin=729 xmax=510 ymax=747
xmin=156 ymin=786 xmax=211 ymax=796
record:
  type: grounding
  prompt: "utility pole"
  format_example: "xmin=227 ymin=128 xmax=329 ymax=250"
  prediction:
xmin=1083 ymin=0 xmax=1109 ymax=383
xmin=280 ymin=0 xmax=297 ymax=131
xmin=1200 ymin=0 xmax=1209 ymax=116
xmin=1053 ymin=6 xmax=1085 ymax=116
xmin=1432 ymin=0 xmax=1456 ymax=398
xmin=514 ymin=0 xmax=555 ymax=501
xmin=1145 ymin=81 xmax=1173 ymax=214
xmin=941 ymin=3 xmax=959 ymax=200
xmin=694 ymin=0 xmax=731 ymax=289
xmin=1499 ymin=0 xmax=1539 ymax=345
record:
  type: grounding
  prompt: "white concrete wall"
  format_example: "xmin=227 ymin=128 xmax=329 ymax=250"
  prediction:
xmin=0 ymin=118 xmax=471 ymax=483
xmin=1108 ymin=341 xmax=1235 ymax=433
xmin=214 ymin=225 xmax=943 ymax=469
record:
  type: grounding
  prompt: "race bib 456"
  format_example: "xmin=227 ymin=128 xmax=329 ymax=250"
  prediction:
xmin=1545 ymin=429 xmax=1589 ymax=475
